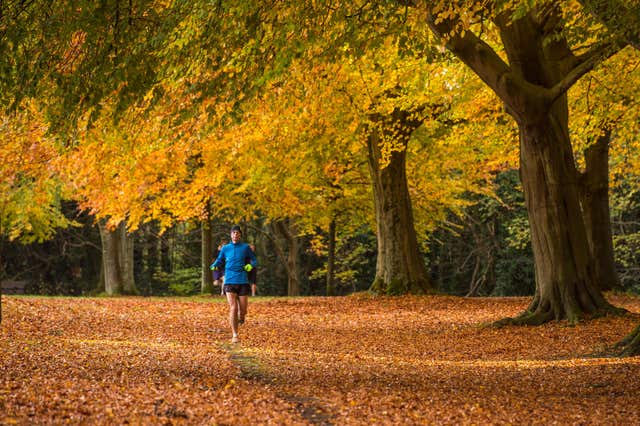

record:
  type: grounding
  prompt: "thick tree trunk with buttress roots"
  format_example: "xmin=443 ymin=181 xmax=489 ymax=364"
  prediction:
xmin=366 ymin=110 xmax=433 ymax=295
xmin=507 ymin=117 xmax=618 ymax=325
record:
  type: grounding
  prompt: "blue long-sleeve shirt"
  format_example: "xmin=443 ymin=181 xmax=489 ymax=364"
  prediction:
xmin=212 ymin=242 xmax=257 ymax=285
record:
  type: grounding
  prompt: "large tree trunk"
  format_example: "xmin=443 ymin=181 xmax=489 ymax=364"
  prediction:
xmin=426 ymin=4 xmax=623 ymax=323
xmin=367 ymin=110 xmax=433 ymax=295
xmin=326 ymin=218 xmax=336 ymax=296
xmin=201 ymin=219 xmax=214 ymax=294
xmin=517 ymin=117 xmax=612 ymax=324
xmin=579 ymin=130 xmax=621 ymax=291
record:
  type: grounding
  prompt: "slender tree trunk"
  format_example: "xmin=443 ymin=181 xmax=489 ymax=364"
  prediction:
xmin=366 ymin=109 xmax=433 ymax=295
xmin=273 ymin=219 xmax=301 ymax=296
xmin=466 ymin=215 xmax=497 ymax=297
xmin=286 ymin=236 xmax=300 ymax=296
xmin=579 ymin=130 xmax=621 ymax=291
xmin=118 ymin=223 xmax=137 ymax=294
xmin=141 ymin=223 xmax=158 ymax=295
xmin=99 ymin=221 xmax=122 ymax=295
xmin=201 ymin=219 xmax=214 ymax=294
xmin=326 ymin=218 xmax=336 ymax=296
xmin=160 ymin=232 xmax=171 ymax=273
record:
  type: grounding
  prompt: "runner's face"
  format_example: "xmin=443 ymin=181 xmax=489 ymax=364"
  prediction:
xmin=231 ymin=230 xmax=241 ymax=243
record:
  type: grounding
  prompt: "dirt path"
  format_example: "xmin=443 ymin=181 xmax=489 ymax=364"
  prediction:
xmin=223 ymin=341 xmax=335 ymax=425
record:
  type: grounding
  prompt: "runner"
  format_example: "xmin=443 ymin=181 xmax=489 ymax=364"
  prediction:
xmin=210 ymin=225 xmax=257 ymax=343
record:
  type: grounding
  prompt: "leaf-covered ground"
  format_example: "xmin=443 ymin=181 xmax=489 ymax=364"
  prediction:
xmin=2 ymin=294 xmax=640 ymax=425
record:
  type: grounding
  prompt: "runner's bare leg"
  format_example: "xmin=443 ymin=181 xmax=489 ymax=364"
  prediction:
xmin=226 ymin=291 xmax=239 ymax=339
xmin=238 ymin=295 xmax=248 ymax=323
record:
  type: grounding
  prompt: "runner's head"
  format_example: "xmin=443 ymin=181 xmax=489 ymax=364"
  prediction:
xmin=230 ymin=225 xmax=242 ymax=243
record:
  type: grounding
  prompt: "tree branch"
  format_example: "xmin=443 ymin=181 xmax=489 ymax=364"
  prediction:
xmin=426 ymin=12 xmax=512 ymax=100
xmin=547 ymin=40 xmax=625 ymax=105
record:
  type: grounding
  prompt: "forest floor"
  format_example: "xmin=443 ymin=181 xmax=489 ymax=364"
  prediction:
xmin=1 ymin=293 xmax=640 ymax=425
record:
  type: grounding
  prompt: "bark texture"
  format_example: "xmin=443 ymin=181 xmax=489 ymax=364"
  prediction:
xmin=366 ymin=108 xmax=433 ymax=295
xmin=518 ymin=118 xmax=610 ymax=323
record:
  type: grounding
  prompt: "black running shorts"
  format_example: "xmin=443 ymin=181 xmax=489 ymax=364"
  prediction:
xmin=223 ymin=284 xmax=251 ymax=296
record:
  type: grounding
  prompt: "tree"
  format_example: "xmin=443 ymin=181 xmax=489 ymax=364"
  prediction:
xmin=567 ymin=6 xmax=640 ymax=353
xmin=1 ymin=0 xmax=184 ymax=299
xmin=271 ymin=218 xmax=302 ymax=296
xmin=366 ymin=106 xmax=433 ymax=294
xmin=423 ymin=1 xmax=629 ymax=324
xmin=569 ymin=46 xmax=640 ymax=294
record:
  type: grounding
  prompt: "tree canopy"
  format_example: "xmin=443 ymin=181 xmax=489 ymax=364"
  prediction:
xmin=1 ymin=1 xmax=638 ymax=315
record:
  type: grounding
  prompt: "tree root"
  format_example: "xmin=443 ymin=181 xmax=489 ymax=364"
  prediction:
xmin=490 ymin=309 xmax=555 ymax=328
xmin=614 ymin=324 xmax=640 ymax=358
xmin=591 ymin=304 xmax=628 ymax=318
xmin=491 ymin=304 xmax=627 ymax=328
